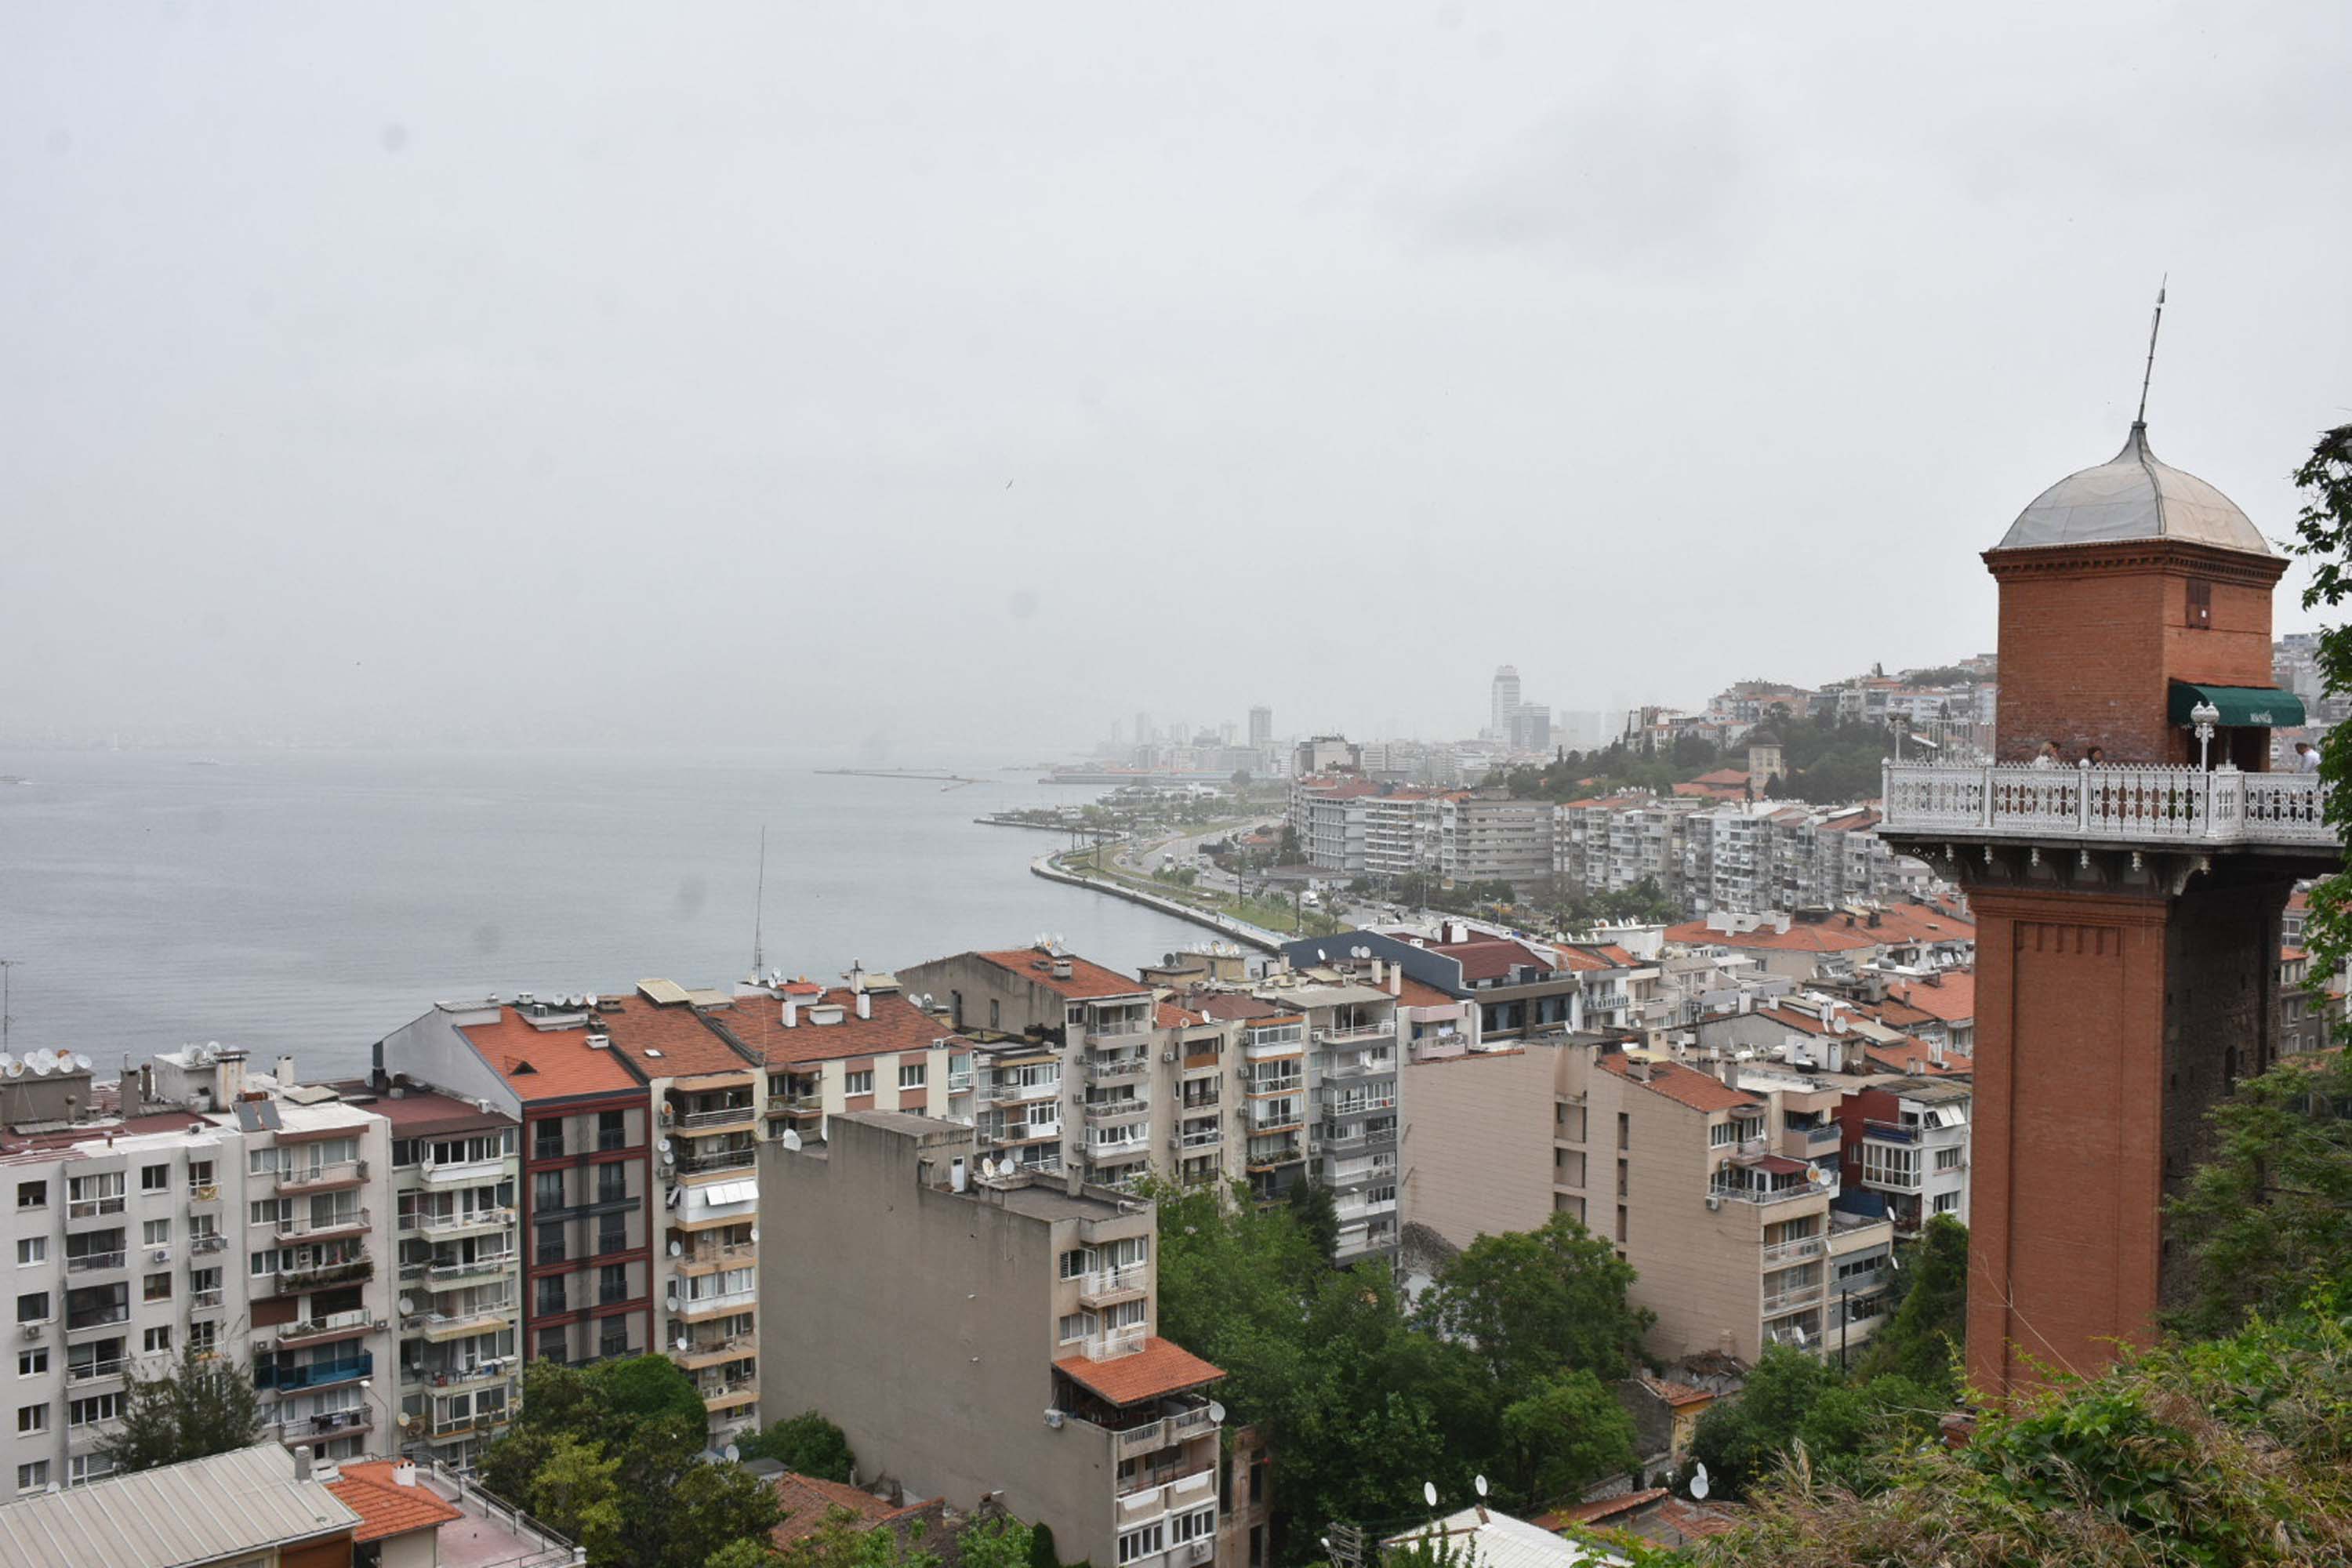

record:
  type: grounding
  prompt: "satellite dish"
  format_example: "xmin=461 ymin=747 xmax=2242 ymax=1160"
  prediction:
xmin=1690 ymin=1470 xmax=1711 ymax=1501
xmin=397 ymin=1296 xmax=415 ymax=1314
xmin=668 ymin=1240 xmax=683 ymax=1257
xmin=748 ymin=1227 xmax=759 ymax=1243
xmin=780 ymin=1130 xmax=803 ymax=1152
xmin=72 ymin=1054 xmax=92 ymax=1073
xmin=658 ymin=1138 xmax=672 ymax=1155
xmin=1813 ymin=1165 xmax=1832 ymax=1185
xmin=677 ymin=1335 xmax=690 ymax=1351
xmin=724 ymin=1443 xmax=741 ymax=1463
xmin=1207 ymin=1401 xmax=1225 ymax=1424
xmin=1792 ymin=1325 xmax=1809 ymax=1347
xmin=1474 ymin=1475 xmax=1488 ymax=1498
xmin=1422 ymin=1482 xmax=1438 ymax=1508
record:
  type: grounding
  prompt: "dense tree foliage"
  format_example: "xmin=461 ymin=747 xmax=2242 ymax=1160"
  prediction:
xmin=2285 ymin=423 xmax=2352 ymax=977
xmin=1414 ymin=1214 xmax=1653 ymax=1386
xmin=739 ymin=1410 xmax=858 ymax=1482
xmin=1684 ymin=1347 xmax=1942 ymax=1501
xmin=480 ymin=1356 xmax=782 ymax=1568
xmin=1493 ymin=717 xmax=1895 ymax=809
xmin=2166 ymin=1049 xmax=2352 ymax=1338
xmin=98 ymin=1345 xmax=263 ymax=1475
xmin=1849 ymin=1214 xmax=1969 ymax=1392
xmin=1151 ymin=1185 xmax=1653 ymax=1562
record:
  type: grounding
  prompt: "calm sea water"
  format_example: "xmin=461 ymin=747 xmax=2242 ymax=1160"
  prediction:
xmin=0 ymin=749 xmax=1205 ymax=1082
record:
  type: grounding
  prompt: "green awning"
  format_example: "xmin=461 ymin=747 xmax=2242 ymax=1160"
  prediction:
xmin=2169 ymin=682 xmax=2307 ymax=728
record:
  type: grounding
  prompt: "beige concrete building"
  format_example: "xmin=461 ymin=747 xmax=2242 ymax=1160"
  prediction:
xmin=757 ymin=1113 xmax=1226 ymax=1568
xmin=1400 ymin=1031 xmax=1896 ymax=1367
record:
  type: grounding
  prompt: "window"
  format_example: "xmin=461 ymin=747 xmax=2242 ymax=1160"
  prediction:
xmin=247 ymin=1146 xmax=281 ymax=1176
xmin=597 ymin=1219 xmax=626 ymax=1256
xmin=143 ymin=1327 xmax=171 ymax=1355
xmin=66 ymin=1454 xmax=111 ymax=1486
xmin=143 ymin=1274 xmax=171 ymax=1303
xmin=538 ymin=1327 xmax=568 ymax=1363
xmin=16 ymin=1293 xmax=49 ymax=1325
xmin=1933 ymin=1147 xmax=1962 ymax=1173
xmin=534 ymin=1172 xmax=565 ymax=1213
xmin=1708 ymin=1120 xmax=1737 ymax=1149
xmin=598 ymin=1318 xmax=628 ymax=1359
xmin=1117 ymin=1523 xmax=1165 ymax=1565
xmin=535 ymin=1120 xmax=564 ymax=1160
xmin=16 ymin=1350 xmax=46 ymax=1378
xmin=187 ymin=1321 xmax=217 ymax=1355
xmin=15 ymin=1239 xmax=44 ymax=1268
xmin=187 ymin=1160 xmax=213 ymax=1190
xmin=65 ymin=1173 xmax=124 ymax=1217
xmin=15 ymin=1182 xmax=45 ymax=1210
xmin=537 ymin=1277 xmax=566 ymax=1316
xmin=990 ymin=1000 xmax=1002 ymax=1030
xmin=898 ymin=1062 xmax=927 ymax=1091
xmin=598 ymin=1265 xmax=627 ymax=1305
xmin=15 ymin=1461 xmax=46 ymax=1493
xmin=1059 ymin=1248 xmax=1089 ymax=1279
xmin=141 ymin=1220 xmax=171 ymax=1247
xmin=67 ymin=1393 xmax=120 ymax=1428
xmin=1057 ymin=1311 xmax=1095 ymax=1345
xmin=594 ymin=1165 xmax=626 ymax=1205
xmin=139 ymin=1165 xmax=169 ymax=1194
xmin=844 ymin=1071 xmax=873 ymax=1097
xmin=2187 ymin=577 xmax=2212 ymax=629
xmin=1104 ymin=1299 xmax=1147 ymax=1330
xmin=1934 ymin=1191 xmax=1962 ymax=1215
xmin=1171 ymin=1507 xmax=1216 ymax=1544
xmin=596 ymin=1111 xmax=625 ymax=1152
xmin=536 ymin=1225 xmax=566 ymax=1268
xmin=16 ymin=1405 xmax=47 ymax=1435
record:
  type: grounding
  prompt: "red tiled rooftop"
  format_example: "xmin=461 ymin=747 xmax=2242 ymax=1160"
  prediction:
xmin=1538 ymin=1488 xmax=1669 ymax=1529
xmin=1427 ymin=936 xmax=1559 ymax=982
xmin=457 ymin=1009 xmax=641 ymax=1101
xmin=1666 ymin=903 xmax=1973 ymax=954
xmin=1599 ymin=1055 xmax=1762 ymax=1113
xmin=720 ymin=989 xmax=964 ymax=1068
xmin=1054 ymin=1336 xmax=1225 ymax=1406
xmin=1865 ymin=1040 xmax=1973 ymax=1078
xmin=594 ymin=991 xmax=758 ymax=1080
xmin=768 ymin=1472 xmax=930 ymax=1549
xmin=1394 ymin=978 xmax=1459 ymax=1011
xmin=1881 ymin=973 xmax=1975 ymax=1023
xmin=327 ymin=1461 xmax=464 ymax=1544
xmin=334 ymin=1085 xmax=514 ymax=1132
xmin=971 ymin=948 xmax=1149 ymax=1001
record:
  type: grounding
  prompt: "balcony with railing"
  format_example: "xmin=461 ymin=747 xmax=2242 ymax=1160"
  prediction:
xmin=1171 ymin=1124 xmax=1221 ymax=1152
xmin=984 ymin=1076 xmax=1062 ymax=1106
xmin=673 ymin=1101 xmax=760 ymax=1134
xmin=423 ymin=1253 xmax=517 ymax=1290
xmin=406 ymin=1302 xmax=515 ymax=1341
xmin=187 ymin=1185 xmax=221 ymax=1208
xmin=1243 ymin=1071 xmax=1303 ymax=1098
xmin=64 ymin=1248 xmax=127 ymax=1276
xmin=64 ymin=1196 xmax=125 ymax=1223
xmin=419 ymin=1156 xmax=506 ymax=1187
xmin=679 ymin=1240 xmax=758 ymax=1274
xmin=1077 ymin=1263 xmax=1149 ymax=1307
xmin=275 ymin=1251 xmax=375 ymax=1293
xmin=1084 ymin=1055 xmax=1152 ymax=1087
xmin=1321 ymin=1051 xmax=1396 ymax=1081
xmin=1709 ymin=1173 xmax=1819 ymax=1207
xmin=66 ymin=1356 xmax=127 ymax=1386
xmin=277 ymin=1159 xmax=368 ymax=1193
xmin=258 ymin=1350 xmax=374 ymax=1392
xmin=277 ymin=1207 xmax=372 ymax=1243
xmin=698 ymin=1377 xmax=760 ymax=1412
xmin=276 ymin=1308 xmax=377 ymax=1350
xmin=412 ymin=1207 xmax=515 ymax=1238
xmin=674 ymin=1334 xmax=757 ymax=1370
xmin=1761 ymin=1235 xmax=1826 ymax=1265
xmin=677 ymin=1286 xmax=758 ymax=1322
xmin=981 ymin=1116 xmax=1062 ymax=1146
xmin=1880 ymin=759 xmax=2337 ymax=849
xmin=1313 ymin=1019 xmax=1396 ymax=1047
xmin=1083 ymin=1097 xmax=1152 ymax=1127
xmin=678 ymin=1145 xmax=758 ymax=1176
xmin=1084 ymin=1323 xmax=1149 ymax=1362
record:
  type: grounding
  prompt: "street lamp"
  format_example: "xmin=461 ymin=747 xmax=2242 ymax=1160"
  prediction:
xmin=2191 ymin=699 xmax=2221 ymax=771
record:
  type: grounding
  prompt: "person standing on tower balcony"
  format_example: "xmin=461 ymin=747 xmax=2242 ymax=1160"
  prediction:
xmin=2295 ymin=741 xmax=2322 ymax=773
xmin=2032 ymin=739 xmax=2063 ymax=768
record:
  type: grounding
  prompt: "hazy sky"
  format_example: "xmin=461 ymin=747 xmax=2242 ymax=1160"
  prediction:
xmin=6 ymin=2 xmax=2350 ymax=754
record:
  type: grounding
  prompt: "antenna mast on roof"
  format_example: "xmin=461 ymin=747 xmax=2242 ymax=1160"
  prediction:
xmin=2135 ymin=275 xmax=2167 ymax=427
xmin=0 ymin=960 xmax=14 ymax=1051
xmin=750 ymin=826 xmax=769 ymax=980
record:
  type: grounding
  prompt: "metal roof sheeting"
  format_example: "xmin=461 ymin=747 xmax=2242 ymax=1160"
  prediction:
xmin=0 ymin=1443 xmax=358 ymax=1568
xmin=1994 ymin=423 xmax=2270 ymax=555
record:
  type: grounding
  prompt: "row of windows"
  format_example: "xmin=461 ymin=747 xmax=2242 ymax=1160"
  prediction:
xmin=15 ymin=1454 xmax=111 ymax=1492
xmin=1057 ymin=1298 xmax=1147 ymax=1345
xmin=391 ymin=1131 xmax=517 ymax=1168
xmin=14 ymin=1162 xmax=217 ymax=1212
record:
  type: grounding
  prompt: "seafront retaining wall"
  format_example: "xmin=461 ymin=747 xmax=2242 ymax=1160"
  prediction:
xmin=1029 ymin=854 xmax=1284 ymax=952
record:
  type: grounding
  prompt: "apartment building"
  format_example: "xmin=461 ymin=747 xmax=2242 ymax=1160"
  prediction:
xmin=594 ymin=987 xmax=766 ymax=1448
xmin=901 ymin=946 xmax=1239 ymax=1196
xmin=1361 ymin=792 xmax=1449 ymax=880
xmin=1244 ymin=973 xmax=1400 ymax=1266
xmin=1439 ymin=796 xmax=1555 ymax=888
xmin=758 ymin=1114 xmax=1226 ymax=1568
xmin=378 ymin=999 xmax=656 ymax=1371
xmin=1399 ymin=1033 xmax=1895 ymax=1367
xmin=1838 ymin=1078 xmax=1972 ymax=1236
xmin=241 ymin=1097 xmax=398 ymax=1465
xmin=1292 ymin=779 xmax=1378 ymax=874
xmin=1662 ymin=906 xmax=1976 ymax=988
xmin=359 ymin=1087 xmax=521 ymax=1468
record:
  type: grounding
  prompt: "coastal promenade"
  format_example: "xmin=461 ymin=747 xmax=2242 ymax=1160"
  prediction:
xmin=1028 ymin=851 xmax=1287 ymax=950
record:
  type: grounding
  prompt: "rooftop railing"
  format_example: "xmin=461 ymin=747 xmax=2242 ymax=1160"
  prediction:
xmin=1882 ymin=760 xmax=2336 ymax=848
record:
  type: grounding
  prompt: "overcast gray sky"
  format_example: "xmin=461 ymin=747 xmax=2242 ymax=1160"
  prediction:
xmin=6 ymin=2 xmax=2349 ymax=754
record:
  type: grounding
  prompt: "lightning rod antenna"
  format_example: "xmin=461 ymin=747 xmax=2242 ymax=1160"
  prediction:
xmin=2136 ymin=275 xmax=2167 ymax=427
xmin=750 ymin=826 xmax=768 ymax=979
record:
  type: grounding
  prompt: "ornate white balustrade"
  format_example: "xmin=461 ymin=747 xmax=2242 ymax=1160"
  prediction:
xmin=1881 ymin=761 xmax=2336 ymax=848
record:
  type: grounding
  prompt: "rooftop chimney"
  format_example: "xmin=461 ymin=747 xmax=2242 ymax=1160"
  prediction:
xmin=1388 ymin=964 xmax=1403 ymax=996
xmin=782 ymin=999 xmax=798 ymax=1029
xmin=292 ymin=1445 xmax=314 ymax=1482
xmin=855 ymin=991 xmax=872 ymax=1021
xmin=392 ymin=1460 xmax=418 ymax=1488
xmin=1065 ymin=1167 xmax=1083 ymax=1198
xmin=275 ymin=1054 xmax=296 ymax=1086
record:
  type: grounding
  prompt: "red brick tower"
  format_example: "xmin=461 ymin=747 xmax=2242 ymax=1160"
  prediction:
xmin=1879 ymin=418 xmax=2335 ymax=1399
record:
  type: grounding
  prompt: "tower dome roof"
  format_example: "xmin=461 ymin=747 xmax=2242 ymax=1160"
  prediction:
xmin=1994 ymin=423 xmax=2268 ymax=556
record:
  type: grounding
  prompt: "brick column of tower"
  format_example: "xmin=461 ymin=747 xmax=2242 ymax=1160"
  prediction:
xmin=1878 ymin=418 xmax=2336 ymax=1400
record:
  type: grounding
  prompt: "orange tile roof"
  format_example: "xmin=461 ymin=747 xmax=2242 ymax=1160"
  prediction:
xmin=768 ymin=1472 xmax=930 ymax=1549
xmin=719 ymin=989 xmax=964 ymax=1068
xmin=327 ymin=1461 xmax=463 ymax=1543
xmin=1865 ymin=1040 xmax=1973 ymax=1078
xmin=595 ymin=991 xmax=758 ymax=1079
xmin=1653 ymin=1497 xmax=1744 ymax=1540
xmin=1665 ymin=903 xmax=1973 ymax=954
xmin=1880 ymin=973 xmax=1975 ymax=1023
xmin=1054 ymin=1336 xmax=1225 ymax=1406
xmin=1539 ymin=1488 xmax=1669 ymax=1529
xmin=1599 ymin=1055 xmax=1762 ymax=1113
xmin=1394 ymin=978 xmax=1459 ymax=1010
xmin=972 ymin=948 xmax=1150 ymax=1001
xmin=459 ymin=1008 xmax=642 ymax=1102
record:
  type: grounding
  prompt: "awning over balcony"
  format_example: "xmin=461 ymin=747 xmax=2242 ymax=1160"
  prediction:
xmin=2169 ymin=682 xmax=2306 ymax=728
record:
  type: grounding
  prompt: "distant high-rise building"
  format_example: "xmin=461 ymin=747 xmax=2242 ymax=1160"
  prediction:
xmin=1135 ymin=712 xmax=1153 ymax=746
xmin=1511 ymin=702 xmax=1551 ymax=752
xmin=1490 ymin=666 xmax=1521 ymax=740
xmin=1248 ymin=706 xmax=1273 ymax=749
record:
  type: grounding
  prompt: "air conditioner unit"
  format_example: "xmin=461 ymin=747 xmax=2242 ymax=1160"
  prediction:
xmin=1161 ymin=1051 xmax=1175 ymax=1063
xmin=1704 ymin=1194 xmax=1722 ymax=1212
xmin=18 ymin=1323 xmax=42 ymax=1341
xmin=151 ymin=1248 xmax=170 ymax=1264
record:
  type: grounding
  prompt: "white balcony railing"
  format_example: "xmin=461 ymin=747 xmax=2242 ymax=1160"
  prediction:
xmin=1078 ymin=1263 xmax=1149 ymax=1301
xmin=1881 ymin=760 xmax=2335 ymax=848
xmin=1312 ymin=1020 xmax=1396 ymax=1046
xmin=1084 ymin=1323 xmax=1149 ymax=1362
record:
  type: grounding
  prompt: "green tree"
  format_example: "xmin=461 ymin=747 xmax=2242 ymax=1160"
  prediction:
xmin=2284 ymin=424 xmax=2352 ymax=964
xmin=1686 ymin=1345 xmax=1842 ymax=1500
xmin=1416 ymin=1214 xmax=1653 ymax=1385
xmin=600 ymin=1351 xmax=710 ymax=1434
xmin=2165 ymin=1049 xmax=2352 ymax=1338
xmin=528 ymin=1435 xmax=626 ymax=1562
xmin=1286 ymin=1179 xmax=1341 ymax=1261
xmin=99 ymin=1346 xmax=264 ymax=1475
xmin=1498 ymin=1370 xmax=1639 ymax=1507
xmin=1851 ymin=1215 xmax=1969 ymax=1394
xmin=781 ymin=1510 xmax=939 ymax=1568
xmin=1025 ymin=1520 xmax=1059 ymax=1568
xmin=956 ymin=1515 xmax=1037 ymax=1568
xmin=706 ymin=1540 xmax=781 ymax=1568
xmin=739 ymin=1410 xmax=858 ymax=1481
